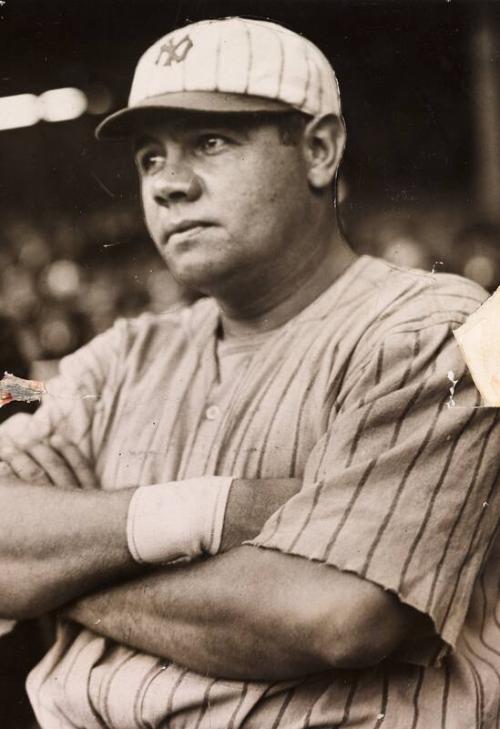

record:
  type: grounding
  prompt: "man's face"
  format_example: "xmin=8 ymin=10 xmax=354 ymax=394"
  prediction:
xmin=135 ymin=112 xmax=313 ymax=295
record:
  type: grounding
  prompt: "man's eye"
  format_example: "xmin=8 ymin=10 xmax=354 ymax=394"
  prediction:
xmin=198 ymin=135 xmax=228 ymax=154
xmin=137 ymin=151 xmax=165 ymax=174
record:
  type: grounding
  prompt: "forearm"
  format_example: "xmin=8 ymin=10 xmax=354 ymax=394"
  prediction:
xmin=220 ymin=477 xmax=301 ymax=550
xmin=66 ymin=546 xmax=332 ymax=680
xmin=0 ymin=483 xmax=137 ymax=618
xmin=0 ymin=475 xmax=300 ymax=620
xmin=66 ymin=476 xmax=338 ymax=681
xmin=66 ymin=542 xmax=415 ymax=681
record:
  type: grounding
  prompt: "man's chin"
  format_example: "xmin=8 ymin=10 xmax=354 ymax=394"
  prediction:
xmin=164 ymin=258 xmax=237 ymax=295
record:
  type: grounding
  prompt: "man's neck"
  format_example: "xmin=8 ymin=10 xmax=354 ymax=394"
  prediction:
xmin=217 ymin=236 xmax=357 ymax=339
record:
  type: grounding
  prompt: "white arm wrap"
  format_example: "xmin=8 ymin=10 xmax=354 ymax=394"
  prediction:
xmin=126 ymin=477 xmax=233 ymax=564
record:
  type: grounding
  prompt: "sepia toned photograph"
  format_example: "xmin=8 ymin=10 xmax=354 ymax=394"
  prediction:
xmin=0 ymin=1 xmax=499 ymax=727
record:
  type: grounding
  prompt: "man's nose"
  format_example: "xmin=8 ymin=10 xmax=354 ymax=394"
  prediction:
xmin=152 ymin=164 xmax=202 ymax=205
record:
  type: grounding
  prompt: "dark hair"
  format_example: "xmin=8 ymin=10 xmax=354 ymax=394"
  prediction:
xmin=238 ymin=110 xmax=312 ymax=145
xmin=272 ymin=111 xmax=312 ymax=145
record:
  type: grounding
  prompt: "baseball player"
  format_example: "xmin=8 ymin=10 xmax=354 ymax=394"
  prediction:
xmin=0 ymin=16 xmax=499 ymax=729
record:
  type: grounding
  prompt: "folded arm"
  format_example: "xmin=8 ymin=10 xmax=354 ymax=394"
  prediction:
xmin=62 ymin=455 xmax=428 ymax=681
xmin=0 ymin=477 xmax=137 ymax=619
xmin=0 ymin=436 xmax=301 ymax=622
xmin=1 ymin=436 xmax=430 ymax=680
xmin=66 ymin=543 xmax=427 ymax=681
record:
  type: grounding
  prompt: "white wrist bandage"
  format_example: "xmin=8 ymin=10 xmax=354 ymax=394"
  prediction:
xmin=126 ymin=477 xmax=233 ymax=564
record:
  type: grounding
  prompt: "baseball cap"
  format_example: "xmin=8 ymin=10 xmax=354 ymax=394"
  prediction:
xmin=96 ymin=17 xmax=342 ymax=139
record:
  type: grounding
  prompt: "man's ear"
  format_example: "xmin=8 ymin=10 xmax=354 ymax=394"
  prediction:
xmin=302 ymin=114 xmax=346 ymax=190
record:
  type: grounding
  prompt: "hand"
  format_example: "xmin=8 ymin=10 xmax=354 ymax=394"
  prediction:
xmin=0 ymin=434 xmax=99 ymax=490
xmin=0 ymin=459 xmax=25 ymax=487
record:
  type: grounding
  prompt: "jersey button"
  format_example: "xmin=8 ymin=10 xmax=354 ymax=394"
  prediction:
xmin=205 ymin=405 xmax=220 ymax=421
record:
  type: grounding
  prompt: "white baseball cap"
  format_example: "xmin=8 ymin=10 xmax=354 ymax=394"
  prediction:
xmin=96 ymin=17 xmax=342 ymax=139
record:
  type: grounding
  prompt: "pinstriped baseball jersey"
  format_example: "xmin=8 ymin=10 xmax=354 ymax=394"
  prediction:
xmin=2 ymin=254 xmax=499 ymax=728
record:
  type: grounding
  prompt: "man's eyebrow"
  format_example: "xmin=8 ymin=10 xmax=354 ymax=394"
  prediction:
xmin=206 ymin=117 xmax=254 ymax=138
xmin=132 ymin=120 xmax=253 ymax=152
xmin=215 ymin=124 xmax=251 ymax=140
xmin=178 ymin=110 xmax=258 ymax=135
xmin=134 ymin=135 xmax=157 ymax=153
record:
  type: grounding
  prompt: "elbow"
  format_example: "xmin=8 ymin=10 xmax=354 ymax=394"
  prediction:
xmin=319 ymin=619 xmax=398 ymax=669
xmin=312 ymin=612 xmax=395 ymax=670
xmin=309 ymin=582 xmax=416 ymax=670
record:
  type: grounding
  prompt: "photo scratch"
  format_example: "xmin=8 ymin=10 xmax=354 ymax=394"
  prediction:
xmin=447 ymin=369 xmax=459 ymax=408
xmin=91 ymin=171 xmax=116 ymax=198
xmin=0 ymin=372 xmax=46 ymax=407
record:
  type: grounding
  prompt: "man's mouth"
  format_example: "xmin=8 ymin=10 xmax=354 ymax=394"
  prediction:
xmin=168 ymin=221 xmax=213 ymax=240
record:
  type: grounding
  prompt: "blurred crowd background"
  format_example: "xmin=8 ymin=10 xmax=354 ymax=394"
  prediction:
xmin=0 ymin=0 xmax=499 ymax=367
xmin=1 ymin=1 xmax=500 ymax=724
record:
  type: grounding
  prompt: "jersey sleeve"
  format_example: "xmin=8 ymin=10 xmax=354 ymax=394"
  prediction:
xmin=0 ymin=320 xmax=129 ymax=634
xmin=246 ymin=322 xmax=500 ymax=664
xmin=0 ymin=318 xmax=129 ymax=459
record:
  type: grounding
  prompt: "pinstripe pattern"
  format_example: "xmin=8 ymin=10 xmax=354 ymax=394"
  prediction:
xmin=102 ymin=652 xmax=139 ymax=729
xmin=409 ymin=667 xmax=425 ymax=729
xmin=314 ymin=58 xmax=324 ymax=114
xmin=373 ymin=671 xmax=389 ymax=729
xmin=287 ymin=479 xmax=327 ymax=552
xmin=192 ymin=678 xmax=218 ymax=729
xmin=133 ymin=663 xmax=168 ymax=729
xmin=240 ymin=18 xmax=253 ymax=94
xmin=213 ymin=32 xmax=222 ymax=93
xmin=425 ymin=411 xmax=498 ymax=612
xmin=2 ymin=254 xmax=498 ymax=728
xmin=270 ymin=689 xmax=296 ymax=729
xmin=464 ymin=635 xmax=500 ymax=728
xmin=288 ymin=359 xmax=326 ymax=476
xmin=396 ymin=403 xmax=479 ymax=591
xmin=360 ymin=390 xmax=449 ymax=576
xmin=299 ymin=43 xmax=312 ymax=110
xmin=321 ymin=457 xmax=378 ymax=562
xmin=121 ymin=18 xmax=343 ymax=128
xmin=227 ymin=683 xmax=248 ymax=729
xmin=166 ymin=666 xmax=189 ymax=717
xmin=337 ymin=676 xmax=358 ymax=727
xmin=273 ymin=30 xmax=285 ymax=99
xmin=479 ymin=574 xmax=500 ymax=658
xmin=438 ymin=458 xmax=500 ymax=634
xmin=465 ymin=653 xmax=483 ymax=728
xmin=441 ymin=660 xmax=451 ymax=729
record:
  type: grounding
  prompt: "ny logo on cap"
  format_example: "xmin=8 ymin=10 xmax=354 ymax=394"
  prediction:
xmin=156 ymin=34 xmax=194 ymax=67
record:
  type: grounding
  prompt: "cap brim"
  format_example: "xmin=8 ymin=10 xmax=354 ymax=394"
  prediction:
xmin=96 ymin=91 xmax=293 ymax=139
